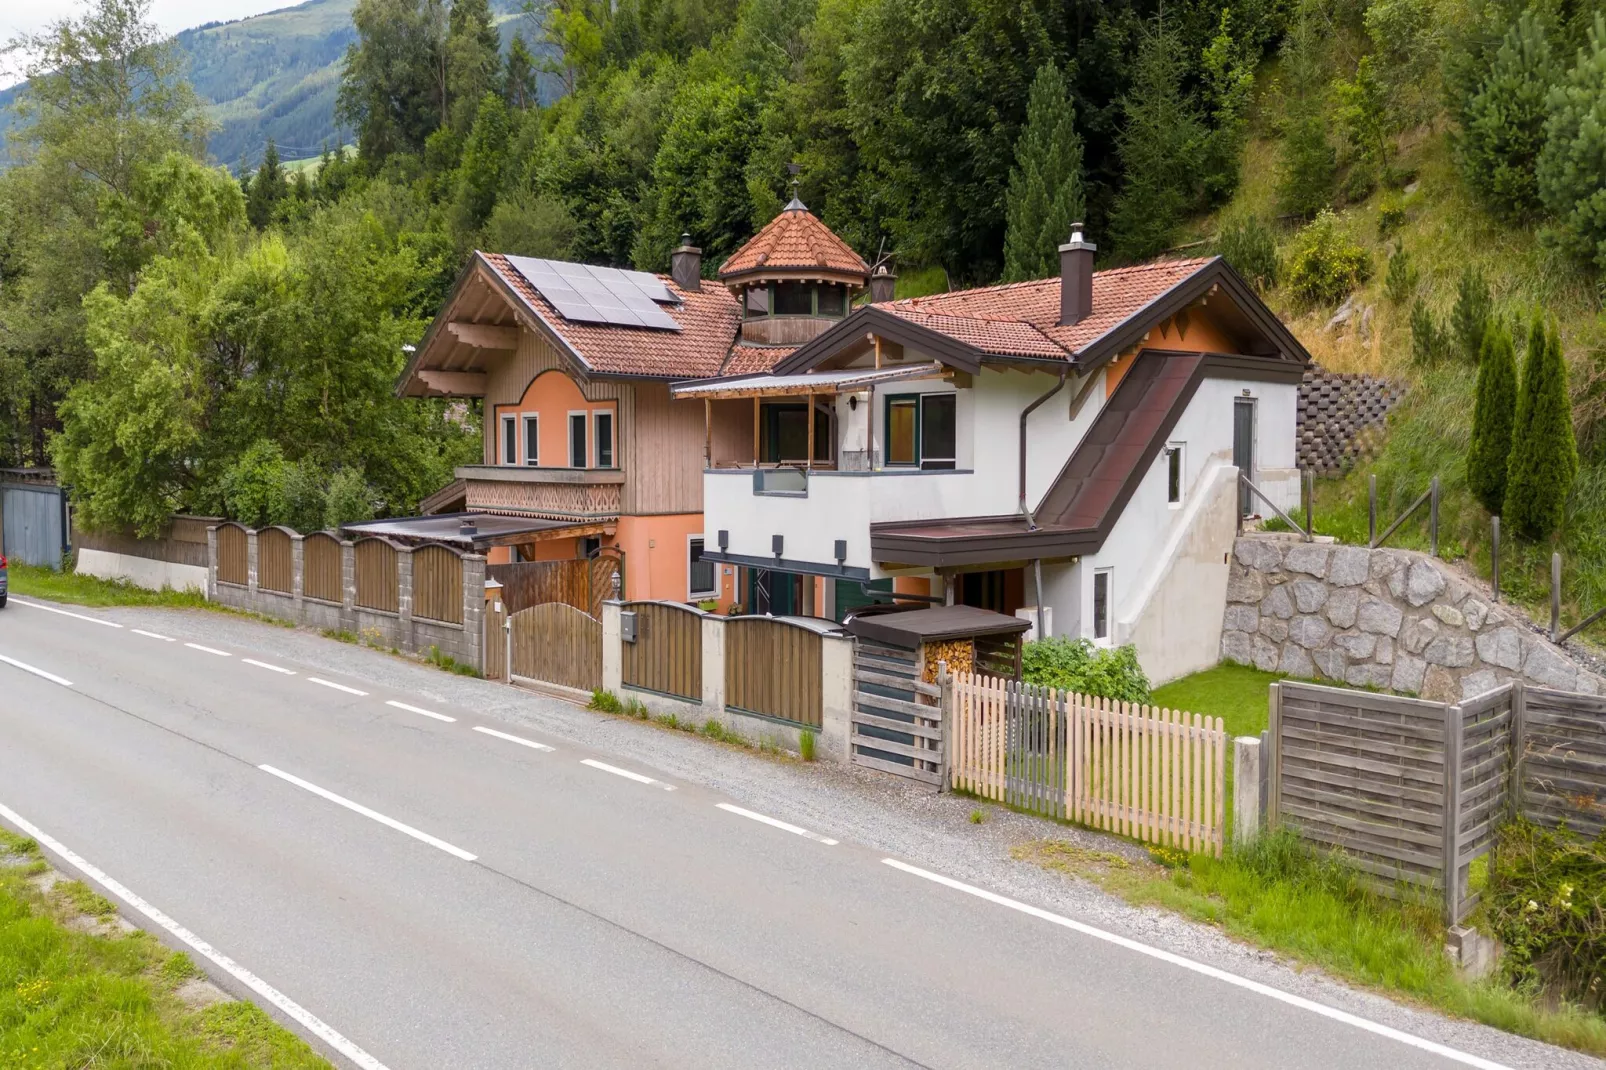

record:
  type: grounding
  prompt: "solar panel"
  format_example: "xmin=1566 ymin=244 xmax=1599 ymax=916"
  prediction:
xmin=505 ymin=256 xmax=683 ymax=331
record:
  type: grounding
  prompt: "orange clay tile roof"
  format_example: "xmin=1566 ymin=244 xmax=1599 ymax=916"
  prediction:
xmin=723 ymin=343 xmax=799 ymax=375
xmin=883 ymin=257 xmax=1213 ymax=360
xmin=482 ymin=253 xmax=741 ymax=379
xmin=717 ymin=206 xmax=871 ymax=281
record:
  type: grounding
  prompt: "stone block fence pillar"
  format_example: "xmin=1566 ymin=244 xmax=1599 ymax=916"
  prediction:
xmin=700 ymin=613 xmax=726 ymax=712
xmin=339 ymin=540 xmax=357 ymax=633
xmin=291 ymin=533 xmax=305 ymax=613
xmin=397 ymin=546 xmax=415 ymax=652
xmin=819 ymin=632 xmax=855 ymax=764
xmin=461 ymin=553 xmax=486 ymax=673
xmin=246 ymin=528 xmax=259 ymax=597
xmin=601 ymin=601 xmax=623 ymax=694
xmin=206 ymin=525 xmax=218 ymax=600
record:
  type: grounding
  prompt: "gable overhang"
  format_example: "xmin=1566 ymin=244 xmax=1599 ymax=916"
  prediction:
xmin=772 ymin=305 xmax=985 ymax=376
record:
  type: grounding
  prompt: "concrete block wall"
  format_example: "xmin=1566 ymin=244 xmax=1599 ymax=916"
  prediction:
xmin=208 ymin=526 xmax=488 ymax=674
xmin=1221 ymin=534 xmax=1604 ymax=701
xmin=1297 ymin=368 xmax=1403 ymax=474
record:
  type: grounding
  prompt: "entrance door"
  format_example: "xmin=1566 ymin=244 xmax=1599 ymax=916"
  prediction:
xmin=748 ymin=568 xmax=799 ymax=616
xmin=1233 ymin=398 xmax=1255 ymax=517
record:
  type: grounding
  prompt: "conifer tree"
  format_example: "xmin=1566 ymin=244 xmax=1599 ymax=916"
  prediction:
xmin=504 ymin=32 xmax=539 ymax=109
xmin=1002 ymin=64 xmax=1085 ymax=282
xmin=1276 ymin=4 xmax=1336 ymax=218
xmin=1450 ymin=265 xmax=1492 ymax=364
xmin=1505 ymin=315 xmax=1578 ymax=539
xmin=1537 ymin=12 xmax=1606 ymax=270
xmin=450 ymin=92 xmax=511 ymax=242
xmin=1460 ymin=10 xmax=1558 ymax=220
xmin=1467 ymin=319 xmax=1517 ymax=515
xmin=1110 ymin=16 xmax=1204 ymax=262
xmin=245 ymin=139 xmax=286 ymax=229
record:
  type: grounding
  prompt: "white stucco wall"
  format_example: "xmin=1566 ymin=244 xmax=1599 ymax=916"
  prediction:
xmin=75 ymin=548 xmax=209 ymax=596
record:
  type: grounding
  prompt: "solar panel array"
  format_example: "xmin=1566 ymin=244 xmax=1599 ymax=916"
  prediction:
xmin=506 ymin=256 xmax=683 ymax=331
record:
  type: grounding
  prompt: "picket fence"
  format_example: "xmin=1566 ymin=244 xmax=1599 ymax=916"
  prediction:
xmin=949 ymin=671 xmax=1227 ymax=856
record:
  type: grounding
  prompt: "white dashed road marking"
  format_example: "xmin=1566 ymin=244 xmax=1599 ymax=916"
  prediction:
xmin=258 ymin=765 xmax=476 ymax=861
xmin=132 ymin=629 xmax=175 ymax=641
xmin=184 ymin=642 xmax=231 ymax=656
xmin=387 ymin=700 xmax=456 ymax=723
xmin=243 ymin=658 xmax=295 ymax=675
xmin=716 ymin=803 xmax=838 ymax=845
xmin=581 ymin=758 xmax=674 ymax=790
xmin=11 ymin=598 xmax=122 ymax=627
xmin=473 ymin=725 xmax=553 ymax=751
xmin=308 ymin=677 xmax=368 ymax=697
xmin=0 ymin=653 xmax=72 ymax=688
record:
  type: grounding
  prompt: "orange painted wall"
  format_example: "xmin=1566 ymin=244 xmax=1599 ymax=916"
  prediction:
xmin=893 ymin=575 xmax=933 ymax=602
xmin=611 ymin=513 xmax=734 ymax=605
xmin=492 ymin=369 xmax=618 ymax=467
xmin=1106 ymin=305 xmax=1239 ymax=398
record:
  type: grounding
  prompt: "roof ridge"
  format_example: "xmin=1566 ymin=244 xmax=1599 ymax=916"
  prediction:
xmin=887 ymin=256 xmax=1215 ymax=308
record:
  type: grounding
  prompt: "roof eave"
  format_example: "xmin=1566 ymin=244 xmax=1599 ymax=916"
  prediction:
xmin=772 ymin=305 xmax=985 ymax=376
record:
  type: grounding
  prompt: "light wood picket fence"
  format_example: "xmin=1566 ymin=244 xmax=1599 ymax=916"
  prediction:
xmin=949 ymin=671 xmax=1227 ymax=856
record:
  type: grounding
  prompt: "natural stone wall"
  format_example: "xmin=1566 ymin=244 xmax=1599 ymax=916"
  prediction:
xmin=1297 ymin=368 xmax=1402 ymax=474
xmin=1221 ymin=534 xmax=1604 ymax=702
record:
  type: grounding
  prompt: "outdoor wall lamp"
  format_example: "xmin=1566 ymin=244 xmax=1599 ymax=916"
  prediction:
xmin=772 ymin=534 xmax=784 ymax=558
xmin=718 ymin=529 xmax=729 ymax=551
xmin=834 ymin=539 xmax=847 ymax=564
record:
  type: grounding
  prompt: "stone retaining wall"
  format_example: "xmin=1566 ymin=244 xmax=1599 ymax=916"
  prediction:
xmin=1220 ymin=534 xmax=1602 ymax=702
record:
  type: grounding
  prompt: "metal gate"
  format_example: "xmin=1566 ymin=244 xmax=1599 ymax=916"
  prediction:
xmin=1 ymin=482 xmax=66 ymax=567
xmin=849 ymin=640 xmax=944 ymax=786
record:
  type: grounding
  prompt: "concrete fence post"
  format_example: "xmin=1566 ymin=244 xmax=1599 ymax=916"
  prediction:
xmin=291 ymin=533 xmax=305 ymax=613
xmin=246 ymin=529 xmax=259 ymax=596
xmin=206 ymin=525 xmax=218 ymax=601
xmin=819 ymin=633 xmax=855 ymax=764
xmin=1233 ymin=736 xmax=1263 ymax=847
xmin=700 ymin=613 xmax=726 ymax=717
xmin=600 ymin=600 xmax=623 ymax=695
xmin=339 ymin=540 xmax=356 ymax=633
xmin=396 ymin=546 xmax=415 ymax=653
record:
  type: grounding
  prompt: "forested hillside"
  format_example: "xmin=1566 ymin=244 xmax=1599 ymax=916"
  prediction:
xmin=1 ymin=0 xmax=1604 ymax=571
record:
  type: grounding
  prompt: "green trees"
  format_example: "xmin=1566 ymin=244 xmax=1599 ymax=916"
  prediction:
xmin=1276 ymin=4 xmax=1336 ymax=219
xmin=1110 ymin=16 xmax=1204 ymax=263
xmin=1460 ymin=11 xmax=1558 ymax=220
xmin=1504 ymin=315 xmax=1577 ymax=540
xmin=1467 ymin=320 xmax=1518 ymax=516
xmin=245 ymin=140 xmax=287 ymax=229
xmin=449 ymin=94 xmax=511 ymax=243
xmin=1450 ymin=266 xmax=1493 ymax=365
xmin=1537 ymin=12 xmax=1606 ymax=270
xmin=1001 ymin=64 xmax=1084 ymax=283
xmin=337 ymin=0 xmax=449 ymax=162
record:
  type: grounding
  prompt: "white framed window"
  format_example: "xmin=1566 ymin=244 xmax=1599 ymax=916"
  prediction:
xmin=1165 ymin=442 xmax=1184 ymax=506
xmin=593 ymin=409 xmax=615 ymax=468
xmin=568 ymin=411 xmax=588 ymax=468
xmin=1092 ymin=568 xmax=1112 ymax=644
xmin=688 ymin=536 xmax=716 ymax=599
xmin=522 ymin=414 xmax=539 ymax=466
xmin=500 ymin=414 xmax=517 ymax=465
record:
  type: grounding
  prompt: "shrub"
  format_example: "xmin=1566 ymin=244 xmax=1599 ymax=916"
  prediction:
xmin=588 ymin=688 xmax=623 ymax=713
xmin=1021 ymin=637 xmax=1151 ymax=703
xmin=1487 ymin=819 xmax=1606 ymax=1007
xmin=1382 ymin=243 xmax=1418 ymax=304
xmin=1505 ymin=314 xmax=1578 ymax=539
xmin=1284 ymin=210 xmax=1370 ymax=306
xmin=1467 ymin=320 xmax=1519 ymax=516
xmin=1216 ymin=214 xmax=1278 ymax=291
xmin=1450 ymin=266 xmax=1493 ymax=365
xmin=1376 ymin=195 xmax=1406 ymax=239
xmin=1410 ymin=298 xmax=1452 ymax=366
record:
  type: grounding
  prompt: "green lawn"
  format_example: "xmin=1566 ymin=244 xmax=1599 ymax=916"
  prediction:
xmin=0 ymin=830 xmax=329 ymax=1069
xmin=1151 ymin=663 xmax=1286 ymax=834
xmin=9 ymin=564 xmax=208 ymax=609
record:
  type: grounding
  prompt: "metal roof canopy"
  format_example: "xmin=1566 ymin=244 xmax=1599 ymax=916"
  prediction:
xmin=670 ymin=361 xmax=946 ymax=399
xmin=845 ymin=604 xmax=1032 ymax=649
xmin=341 ymin=513 xmax=597 ymax=550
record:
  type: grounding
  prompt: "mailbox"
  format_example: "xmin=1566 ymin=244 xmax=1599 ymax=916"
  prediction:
xmin=620 ymin=610 xmax=638 ymax=643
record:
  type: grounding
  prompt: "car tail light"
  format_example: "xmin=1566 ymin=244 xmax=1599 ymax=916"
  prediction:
xmin=1 ymin=555 xmax=8 ymax=568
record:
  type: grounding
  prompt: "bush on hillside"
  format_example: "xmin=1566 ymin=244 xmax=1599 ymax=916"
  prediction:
xmin=1410 ymin=298 xmax=1452 ymax=366
xmin=1285 ymin=211 xmax=1369 ymax=306
xmin=1537 ymin=12 xmax=1606 ymax=270
xmin=1216 ymin=214 xmax=1278 ymax=291
xmin=1376 ymin=195 xmax=1406 ymax=239
xmin=1383 ymin=243 xmax=1419 ymax=304
xmin=1487 ymin=819 xmax=1606 ymax=1008
xmin=1021 ymin=637 xmax=1151 ymax=703
xmin=1460 ymin=10 xmax=1560 ymax=221
xmin=1467 ymin=320 xmax=1518 ymax=515
xmin=1450 ymin=266 xmax=1493 ymax=365
xmin=1505 ymin=315 xmax=1578 ymax=539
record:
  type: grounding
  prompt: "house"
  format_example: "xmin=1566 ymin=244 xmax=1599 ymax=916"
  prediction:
xmin=672 ymin=226 xmax=1310 ymax=683
xmin=389 ymin=198 xmax=871 ymax=604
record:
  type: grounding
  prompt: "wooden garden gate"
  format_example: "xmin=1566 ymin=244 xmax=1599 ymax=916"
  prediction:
xmin=508 ymin=602 xmax=602 ymax=693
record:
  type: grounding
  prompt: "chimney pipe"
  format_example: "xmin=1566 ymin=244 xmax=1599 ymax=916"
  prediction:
xmin=671 ymin=233 xmax=702 ymax=293
xmin=459 ymin=515 xmax=478 ymax=538
xmin=869 ymin=264 xmax=897 ymax=304
xmin=1059 ymin=223 xmax=1096 ymax=326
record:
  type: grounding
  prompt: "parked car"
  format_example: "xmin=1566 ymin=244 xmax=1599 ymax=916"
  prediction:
xmin=0 ymin=553 xmax=8 ymax=607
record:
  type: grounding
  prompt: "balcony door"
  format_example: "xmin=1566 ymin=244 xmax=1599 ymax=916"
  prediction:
xmin=760 ymin=403 xmax=830 ymax=465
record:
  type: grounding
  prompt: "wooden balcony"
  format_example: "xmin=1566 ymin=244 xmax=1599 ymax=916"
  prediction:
xmin=740 ymin=315 xmax=839 ymax=346
xmin=458 ymin=465 xmax=623 ymax=520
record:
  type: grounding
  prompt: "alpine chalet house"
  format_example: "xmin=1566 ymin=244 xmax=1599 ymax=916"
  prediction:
xmin=673 ymin=226 xmax=1309 ymax=683
xmin=388 ymin=196 xmax=870 ymax=604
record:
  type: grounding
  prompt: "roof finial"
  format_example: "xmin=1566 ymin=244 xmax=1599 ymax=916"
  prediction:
xmin=784 ymin=162 xmax=806 ymax=212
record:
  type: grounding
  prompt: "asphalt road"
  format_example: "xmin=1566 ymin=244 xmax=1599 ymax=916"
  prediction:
xmin=0 ymin=596 xmax=1550 ymax=1069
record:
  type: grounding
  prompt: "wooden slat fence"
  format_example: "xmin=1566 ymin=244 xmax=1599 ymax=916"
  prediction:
xmin=620 ymin=601 xmax=703 ymax=702
xmin=1451 ymin=684 xmax=1515 ymax=919
xmin=412 ymin=544 xmax=464 ymax=624
xmin=483 ymin=597 xmax=507 ymax=682
xmin=851 ymin=641 xmax=943 ymax=785
xmin=488 ymin=558 xmax=618 ymax=616
xmin=510 ymin=602 xmax=601 ymax=693
xmin=1520 ymin=687 xmax=1606 ymax=837
xmin=353 ymin=538 xmax=399 ymax=613
xmin=216 ymin=524 xmax=248 ymax=586
xmin=724 ymin=617 xmax=822 ymax=728
xmin=257 ymin=528 xmax=293 ymax=594
xmin=302 ymin=532 xmax=343 ymax=603
xmin=950 ymin=671 xmax=1226 ymax=856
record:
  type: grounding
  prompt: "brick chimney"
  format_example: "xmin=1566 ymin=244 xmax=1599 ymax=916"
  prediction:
xmin=869 ymin=264 xmax=897 ymax=303
xmin=671 ymin=233 xmax=702 ymax=293
xmin=1058 ymin=223 xmax=1096 ymax=326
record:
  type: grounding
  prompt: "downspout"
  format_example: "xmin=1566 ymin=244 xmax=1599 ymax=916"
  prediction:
xmin=1019 ymin=370 xmax=1067 ymax=644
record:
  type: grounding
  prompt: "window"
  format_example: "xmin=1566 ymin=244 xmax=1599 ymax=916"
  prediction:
xmin=579 ymin=535 xmax=602 ymax=558
xmin=501 ymin=414 xmax=517 ymax=465
xmin=775 ymin=281 xmax=813 ymax=316
xmin=816 ymin=284 xmax=845 ymax=317
xmin=1166 ymin=443 xmax=1183 ymax=505
xmin=884 ymin=392 xmax=957 ymax=468
xmin=523 ymin=415 xmax=539 ymax=466
xmin=569 ymin=412 xmax=587 ymax=467
xmin=1093 ymin=569 xmax=1111 ymax=642
xmin=744 ymin=285 xmax=769 ymax=318
xmin=594 ymin=411 xmax=615 ymax=468
xmin=761 ymin=404 xmax=829 ymax=463
xmin=688 ymin=537 xmax=716 ymax=598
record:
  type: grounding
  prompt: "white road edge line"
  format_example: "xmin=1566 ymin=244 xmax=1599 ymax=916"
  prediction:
xmin=11 ymin=597 xmax=123 ymax=628
xmin=258 ymin=765 xmax=476 ymax=861
xmin=580 ymin=758 xmax=675 ymax=790
xmin=387 ymin=700 xmax=456 ymax=723
xmin=0 ymin=653 xmax=72 ymax=688
xmin=184 ymin=642 xmax=231 ymax=657
xmin=473 ymin=725 xmax=552 ymax=750
xmin=716 ymin=802 xmax=838 ymax=845
xmin=242 ymin=658 xmax=296 ymax=675
xmin=0 ymin=799 xmax=392 ymax=1070
xmin=132 ymin=629 xmax=175 ymax=641
xmin=307 ymin=677 xmax=368 ymax=696
xmin=881 ymin=858 xmax=1512 ymax=1070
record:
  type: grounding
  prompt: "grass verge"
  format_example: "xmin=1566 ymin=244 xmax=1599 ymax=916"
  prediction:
xmin=9 ymin=564 xmax=209 ymax=609
xmin=1016 ymin=829 xmax=1606 ymax=1056
xmin=0 ymin=828 xmax=330 ymax=1069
